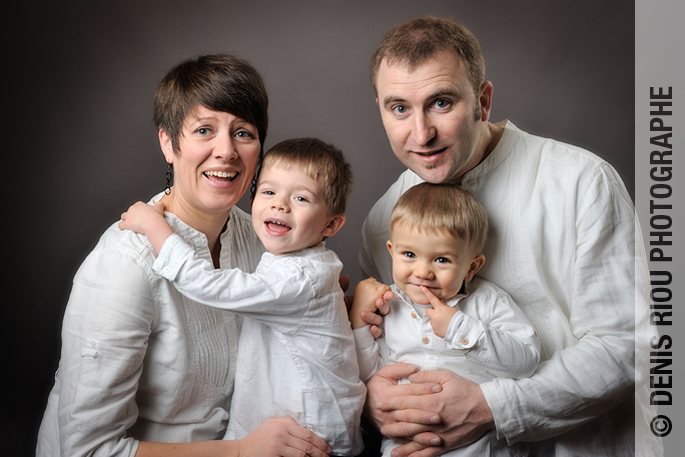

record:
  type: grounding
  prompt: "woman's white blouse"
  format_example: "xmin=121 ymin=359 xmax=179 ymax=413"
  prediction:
xmin=36 ymin=202 xmax=263 ymax=457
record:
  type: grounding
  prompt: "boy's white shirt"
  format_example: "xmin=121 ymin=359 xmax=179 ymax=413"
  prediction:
xmin=354 ymin=276 xmax=540 ymax=456
xmin=153 ymin=234 xmax=365 ymax=456
xmin=354 ymin=277 xmax=540 ymax=385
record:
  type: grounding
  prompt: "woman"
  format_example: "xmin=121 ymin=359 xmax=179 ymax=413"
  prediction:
xmin=36 ymin=54 xmax=330 ymax=457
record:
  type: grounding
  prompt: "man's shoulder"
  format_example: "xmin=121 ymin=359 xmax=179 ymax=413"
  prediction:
xmin=366 ymin=170 xmax=423 ymax=223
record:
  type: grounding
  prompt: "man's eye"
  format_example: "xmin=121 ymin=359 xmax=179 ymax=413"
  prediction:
xmin=393 ymin=105 xmax=408 ymax=115
xmin=434 ymin=98 xmax=451 ymax=109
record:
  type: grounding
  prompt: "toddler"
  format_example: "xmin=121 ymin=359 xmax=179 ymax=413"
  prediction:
xmin=351 ymin=182 xmax=540 ymax=456
xmin=121 ymin=138 xmax=365 ymax=456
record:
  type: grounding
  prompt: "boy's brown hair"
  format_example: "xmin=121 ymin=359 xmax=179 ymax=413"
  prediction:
xmin=259 ymin=138 xmax=352 ymax=216
xmin=390 ymin=182 xmax=488 ymax=254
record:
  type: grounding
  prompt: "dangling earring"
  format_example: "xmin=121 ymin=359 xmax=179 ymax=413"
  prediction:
xmin=165 ymin=163 xmax=173 ymax=195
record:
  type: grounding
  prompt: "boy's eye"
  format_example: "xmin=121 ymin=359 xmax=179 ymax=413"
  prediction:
xmin=295 ymin=196 xmax=308 ymax=202
xmin=403 ymin=251 xmax=416 ymax=258
xmin=436 ymin=257 xmax=450 ymax=264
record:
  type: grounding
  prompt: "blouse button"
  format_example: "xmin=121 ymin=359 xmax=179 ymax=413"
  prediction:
xmin=411 ymin=312 xmax=417 ymax=319
xmin=461 ymin=338 xmax=469 ymax=346
xmin=422 ymin=337 xmax=430 ymax=345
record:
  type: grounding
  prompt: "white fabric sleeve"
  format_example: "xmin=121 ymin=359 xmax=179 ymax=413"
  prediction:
xmin=153 ymin=233 xmax=313 ymax=329
xmin=444 ymin=293 xmax=540 ymax=379
xmin=481 ymin=163 xmax=640 ymax=443
xmin=353 ymin=326 xmax=385 ymax=382
xmin=54 ymin=247 xmax=153 ymax=457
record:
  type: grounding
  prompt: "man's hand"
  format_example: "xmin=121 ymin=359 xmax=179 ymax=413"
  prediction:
xmin=350 ymin=278 xmax=394 ymax=329
xmin=365 ymin=363 xmax=443 ymax=434
xmin=377 ymin=369 xmax=496 ymax=457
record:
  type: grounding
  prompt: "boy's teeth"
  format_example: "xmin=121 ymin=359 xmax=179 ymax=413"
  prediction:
xmin=205 ymin=171 xmax=237 ymax=178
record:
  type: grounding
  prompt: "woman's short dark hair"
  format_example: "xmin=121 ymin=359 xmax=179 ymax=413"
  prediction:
xmin=154 ymin=54 xmax=269 ymax=153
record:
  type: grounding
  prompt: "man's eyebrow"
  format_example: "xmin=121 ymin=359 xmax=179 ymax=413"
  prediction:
xmin=382 ymin=89 xmax=461 ymax=107
xmin=382 ymin=95 xmax=406 ymax=107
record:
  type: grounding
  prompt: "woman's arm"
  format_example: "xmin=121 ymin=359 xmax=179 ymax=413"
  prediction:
xmin=136 ymin=418 xmax=331 ymax=457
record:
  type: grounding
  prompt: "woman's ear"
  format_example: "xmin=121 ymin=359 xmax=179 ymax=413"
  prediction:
xmin=464 ymin=254 xmax=486 ymax=282
xmin=322 ymin=214 xmax=346 ymax=238
xmin=159 ymin=129 xmax=175 ymax=164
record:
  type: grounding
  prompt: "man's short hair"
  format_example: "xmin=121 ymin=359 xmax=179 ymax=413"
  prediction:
xmin=260 ymin=138 xmax=352 ymax=217
xmin=370 ymin=15 xmax=486 ymax=97
xmin=154 ymin=54 xmax=269 ymax=154
xmin=390 ymin=182 xmax=488 ymax=254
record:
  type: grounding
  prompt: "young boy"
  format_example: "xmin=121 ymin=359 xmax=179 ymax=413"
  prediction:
xmin=120 ymin=138 xmax=365 ymax=456
xmin=351 ymin=182 xmax=540 ymax=457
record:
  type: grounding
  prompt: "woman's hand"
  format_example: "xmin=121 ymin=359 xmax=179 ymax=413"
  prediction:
xmin=237 ymin=417 xmax=331 ymax=457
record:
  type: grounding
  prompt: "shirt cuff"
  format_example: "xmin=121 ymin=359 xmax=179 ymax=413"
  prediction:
xmin=479 ymin=380 xmax=506 ymax=441
xmin=353 ymin=325 xmax=376 ymax=351
xmin=444 ymin=312 xmax=484 ymax=350
xmin=152 ymin=233 xmax=194 ymax=280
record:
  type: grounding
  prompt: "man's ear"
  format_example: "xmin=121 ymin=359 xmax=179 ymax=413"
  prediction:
xmin=322 ymin=215 xmax=346 ymax=238
xmin=464 ymin=254 xmax=486 ymax=282
xmin=478 ymin=81 xmax=494 ymax=123
xmin=159 ymin=129 xmax=175 ymax=164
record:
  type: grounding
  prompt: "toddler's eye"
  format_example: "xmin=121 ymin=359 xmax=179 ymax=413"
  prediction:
xmin=295 ymin=196 xmax=308 ymax=202
xmin=436 ymin=257 xmax=449 ymax=264
xmin=403 ymin=251 xmax=416 ymax=259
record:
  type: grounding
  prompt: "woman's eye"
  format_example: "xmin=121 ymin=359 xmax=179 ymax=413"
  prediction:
xmin=235 ymin=130 xmax=254 ymax=139
xmin=197 ymin=127 xmax=210 ymax=135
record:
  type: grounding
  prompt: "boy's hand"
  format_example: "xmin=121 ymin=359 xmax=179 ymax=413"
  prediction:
xmin=119 ymin=201 xmax=165 ymax=235
xmin=119 ymin=201 xmax=173 ymax=255
xmin=422 ymin=286 xmax=458 ymax=338
xmin=350 ymin=278 xmax=394 ymax=330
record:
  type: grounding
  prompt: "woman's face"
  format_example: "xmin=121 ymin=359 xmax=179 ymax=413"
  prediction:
xmin=159 ymin=105 xmax=261 ymax=222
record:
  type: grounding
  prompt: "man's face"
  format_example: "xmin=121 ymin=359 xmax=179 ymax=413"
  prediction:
xmin=375 ymin=49 xmax=491 ymax=184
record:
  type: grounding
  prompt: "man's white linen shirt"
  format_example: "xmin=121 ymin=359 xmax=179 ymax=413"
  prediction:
xmin=36 ymin=202 xmax=263 ymax=457
xmin=360 ymin=121 xmax=658 ymax=455
xmin=154 ymin=239 xmax=366 ymax=456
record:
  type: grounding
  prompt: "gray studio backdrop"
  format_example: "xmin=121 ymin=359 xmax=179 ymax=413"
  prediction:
xmin=4 ymin=1 xmax=633 ymax=455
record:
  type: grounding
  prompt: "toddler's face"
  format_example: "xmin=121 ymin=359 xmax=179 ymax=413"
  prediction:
xmin=388 ymin=223 xmax=483 ymax=304
xmin=252 ymin=163 xmax=341 ymax=255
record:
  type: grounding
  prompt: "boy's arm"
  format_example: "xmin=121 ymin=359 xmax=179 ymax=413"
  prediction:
xmin=423 ymin=285 xmax=540 ymax=379
xmin=119 ymin=201 xmax=173 ymax=254
xmin=153 ymin=236 xmax=313 ymax=328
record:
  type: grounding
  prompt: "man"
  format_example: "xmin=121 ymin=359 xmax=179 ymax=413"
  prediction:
xmin=359 ymin=16 xmax=659 ymax=456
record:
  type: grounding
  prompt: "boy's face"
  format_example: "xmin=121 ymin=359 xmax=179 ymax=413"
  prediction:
xmin=387 ymin=223 xmax=485 ymax=305
xmin=252 ymin=162 xmax=345 ymax=255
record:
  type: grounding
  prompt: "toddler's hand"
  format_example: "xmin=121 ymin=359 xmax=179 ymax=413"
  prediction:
xmin=422 ymin=286 xmax=458 ymax=338
xmin=350 ymin=278 xmax=394 ymax=330
xmin=119 ymin=201 xmax=165 ymax=235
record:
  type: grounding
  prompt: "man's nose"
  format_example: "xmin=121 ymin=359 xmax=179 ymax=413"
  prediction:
xmin=413 ymin=111 xmax=437 ymax=146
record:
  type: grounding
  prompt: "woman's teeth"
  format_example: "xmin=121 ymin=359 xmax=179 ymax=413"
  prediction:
xmin=204 ymin=171 xmax=237 ymax=179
